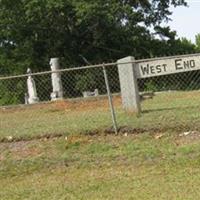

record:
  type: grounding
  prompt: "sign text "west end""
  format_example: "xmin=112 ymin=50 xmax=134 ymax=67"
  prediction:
xmin=136 ymin=55 xmax=200 ymax=78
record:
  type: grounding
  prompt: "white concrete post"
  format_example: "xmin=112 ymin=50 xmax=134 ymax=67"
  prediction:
xmin=50 ymin=58 xmax=63 ymax=101
xmin=27 ymin=68 xmax=39 ymax=104
xmin=117 ymin=56 xmax=141 ymax=113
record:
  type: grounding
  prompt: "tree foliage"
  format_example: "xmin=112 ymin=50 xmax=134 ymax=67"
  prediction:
xmin=195 ymin=34 xmax=200 ymax=52
xmin=2 ymin=0 xmax=200 ymax=105
xmin=0 ymin=0 xmax=191 ymax=74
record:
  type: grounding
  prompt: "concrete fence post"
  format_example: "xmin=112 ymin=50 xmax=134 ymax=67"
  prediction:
xmin=117 ymin=56 xmax=141 ymax=114
xmin=50 ymin=58 xmax=63 ymax=101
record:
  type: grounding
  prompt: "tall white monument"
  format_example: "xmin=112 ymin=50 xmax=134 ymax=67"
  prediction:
xmin=50 ymin=58 xmax=63 ymax=101
xmin=27 ymin=68 xmax=39 ymax=104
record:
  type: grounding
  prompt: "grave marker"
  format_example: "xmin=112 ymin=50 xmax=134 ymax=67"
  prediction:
xmin=27 ymin=68 xmax=39 ymax=104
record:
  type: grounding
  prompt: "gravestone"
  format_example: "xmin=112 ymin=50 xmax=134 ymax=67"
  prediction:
xmin=50 ymin=58 xmax=63 ymax=101
xmin=27 ymin=68 xmax=39 ymax=104
xmin=82 ymin=89 xmax=99 ymax=98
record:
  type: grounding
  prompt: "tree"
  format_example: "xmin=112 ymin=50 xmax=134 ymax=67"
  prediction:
xmin=0 ymin=0 xmax=188 ymax=75
xmin=195 ymin=34 xmax=200 ymax=52
xmin=177 ymin=37 xmax=196 ymax=54
xmin=0 ymin=0 xmax=192 ymax=105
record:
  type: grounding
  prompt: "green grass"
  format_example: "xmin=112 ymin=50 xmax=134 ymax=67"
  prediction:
xmin=0 ymin=104 xmax=112 ymax=139
xmin=1 ymin=91 xmax=200 ymax=140
xmin=1 ymin=90 xmax=200 ymax=199
xmin=1 ymin=132 xmax=200 ymax=199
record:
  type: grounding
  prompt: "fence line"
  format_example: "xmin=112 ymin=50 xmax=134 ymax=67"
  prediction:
xmin=1 ymin=53 xmax=200 ymax=140
xmin=0 ymin=62 xmax=117 ymax=80
xmin=135 ymin=53 xmax=200 ymax=63
xmin=2 ymin=52 xmax=200 ymax=80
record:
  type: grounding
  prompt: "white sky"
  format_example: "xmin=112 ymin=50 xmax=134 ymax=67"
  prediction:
xmin=166 ymin=0 xmax=200 ymax=43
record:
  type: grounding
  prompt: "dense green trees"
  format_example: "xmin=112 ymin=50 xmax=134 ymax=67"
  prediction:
xmin=1 ymin=0 xmax=200 ymax=105
xmin=0 ymin=0 xmax=194 ymax=75
xmin=195 ymin=34 xmax=200 ymax=52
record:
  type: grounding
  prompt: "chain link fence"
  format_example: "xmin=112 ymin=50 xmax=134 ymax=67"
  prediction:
xmin=1 ymin=55 xmax=200 ymax=140
xmin=0 ymin=65 xmax=114 ymax=140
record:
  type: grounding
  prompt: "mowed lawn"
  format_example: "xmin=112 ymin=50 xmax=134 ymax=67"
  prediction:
xmin=1 ymin=91 xmax=200 ymax=140
xmin=1 ymin=132 xmax=200 ymax=199
xmin=1 ymin=91 xmax=200 ymax=199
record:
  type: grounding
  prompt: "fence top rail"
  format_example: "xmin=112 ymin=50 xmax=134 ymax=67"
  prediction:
xmin=1 ymin=53 xmax=199 ymax=80
xmin=0 ymin=62 xmax=117 ymax=80
xmin=135 ymin=53 xmax=200 ymax=63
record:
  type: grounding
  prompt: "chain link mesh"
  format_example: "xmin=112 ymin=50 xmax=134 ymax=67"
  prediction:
xmin=1 ymin=58 xmax=200 ymax=140
xmin=0 ymin=66 xmax=112 ymax=140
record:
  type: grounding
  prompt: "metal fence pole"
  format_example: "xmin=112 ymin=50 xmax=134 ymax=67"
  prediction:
xmin=102 ymin=64 xmax=118 ymax=134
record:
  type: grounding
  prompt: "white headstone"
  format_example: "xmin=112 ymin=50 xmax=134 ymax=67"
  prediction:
xmin=82 ymin=89 xmax=99 ymax=98
xmin=50 ymin=58 xmax=63 ymax=101
xmin=94 ymin=89 xmax=99 ymax=96
xmin=27 ymin=68 xmax=39 ymax=104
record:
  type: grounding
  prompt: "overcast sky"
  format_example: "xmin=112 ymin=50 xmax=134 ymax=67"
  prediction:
xmin=166 ymin=0 xmax=200 ymax=43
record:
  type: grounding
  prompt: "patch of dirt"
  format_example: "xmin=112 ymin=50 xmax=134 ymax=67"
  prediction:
xmin=12 ymin=145 xmax=42 ymax=160
xmin=0 ymin=95 xmax=122 ymax=114
xmin=175 ymin=131 xmax=200 ymax=146
xmin=0 ymin=135 xmax=65 ymax=161
xmin=0 ymin=124 xmax=194 ymax=144
xmin=65 ymin=135 xmax=93 ymax=148
xmin=0 ymin=140 xmax=42 ymax=161
xmin=0 ymin=154 xmax=4 ymax=161
xmin=0 ymin=133 xmax=64 ymax=143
